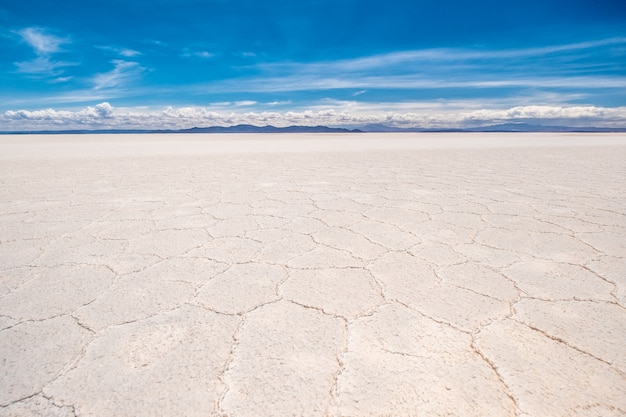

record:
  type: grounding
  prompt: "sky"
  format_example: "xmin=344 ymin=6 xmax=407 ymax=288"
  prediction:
xmin=1 ymin=0 xmax=626 ymax=130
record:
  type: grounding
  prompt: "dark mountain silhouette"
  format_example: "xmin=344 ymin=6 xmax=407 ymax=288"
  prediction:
xmin=360 ymin=123 xmax=626 ymax=133
xmin=1 ymin=124 xmax=361 ymax=135
xmin=2 ymin=123 xmax=625 ymax=135
xmin=183 ymin=124 xmax=361 ymax=133
xmin=360 ymin=123 xmax=465 ymax=132
xmin=464 ymin=123 xmax=626 ymax=132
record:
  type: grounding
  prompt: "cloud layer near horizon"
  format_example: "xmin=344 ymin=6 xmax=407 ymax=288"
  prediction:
xmin=3 ymin=102 xmax=626 ymax=131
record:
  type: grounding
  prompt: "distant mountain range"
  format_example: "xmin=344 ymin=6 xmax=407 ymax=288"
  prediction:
xmin=0 ymin=124 xmax=361 ymax=135
xmin=184 ymin=125 xmax=363 ymax=133
xmin=360 ymin=123 xmax=626 ymax=133
xmin=2 ymin=123 xmax=626 ymax=134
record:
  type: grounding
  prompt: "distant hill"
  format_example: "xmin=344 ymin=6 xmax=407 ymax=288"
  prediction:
xmin=360 ymin=123 xmax=626 ymax=133
xmin=360 ymin=123 xmax=465 ymax=132
xmin=2 ymin=122 xmax=625 ymax=135
xmin=465 ymin=123 xmax=626 ymax=132
xmin=183 ymin=124 xmax=361 ymax=133
xmin=1 ymin=124 xmax=361 ymax=135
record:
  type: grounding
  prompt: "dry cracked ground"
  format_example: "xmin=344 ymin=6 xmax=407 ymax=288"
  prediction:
xmin=1 ymin=134 xmax=625 ymax=416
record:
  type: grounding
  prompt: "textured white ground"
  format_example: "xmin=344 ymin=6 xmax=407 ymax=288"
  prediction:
xmin=0 ymin=133 xmax=625 ymax=417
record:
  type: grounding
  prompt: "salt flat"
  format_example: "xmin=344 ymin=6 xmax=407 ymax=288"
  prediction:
xmin=0 ymin=133 xmax=625 ymax=417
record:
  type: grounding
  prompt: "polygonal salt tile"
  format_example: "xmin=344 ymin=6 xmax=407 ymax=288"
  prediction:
xmin=454 ymin=242 xmax=521 ymax=269
xmin=126 ymin=228 xmax=209 ymax=258
xmin=312 ymin=227 xmax=387 ymax=261
xmin=207 ymin=216 xmax=259 ymax=238
xmin=220 ymin=301 xmax=344 ymax=417
xmin=0 ymin=239 xmax=43 ymax=270
xmin=586 ymin=256 xmax=626 ymax=306
xmin=503 ymin=259 xmax=614 ymax=301
xmin=514 ymin=298 xmax=626 ymax=373
xmin=336 ymin=303 xmax=516 ymax=417
xmin=439 ymin=262 xmax=519 ymax=302
xmin=186 ymin=237 xmax=262 ymax=264
xmin=287 ymin=246 xmax=364 ymax=269
xmin=475 ymin=228 xmax=599 ymax=264
xmin=282 ymin=268 xmax=384 ymax=319
xmin=576 ymin=231 xmax=626 ymax=258
xmin=409 ymin=242 xmax=468 ymax=266
xmin=0 ymin=394 xmax=77 ymax=417
xmin=0 ymin=316 xmax=91 ymax=406
xmin=307 ymin=209 xmax=366 ymax=228
xmin=194 ymin=263 xmax=286 ymax=314
xmin=74 ymin=272 xmax=195 ymax=331
xmin=368 ymin=251 xmax=439 ymax=299
xmin=46 ymin=306 xmax=239 ymax=417
xmin=349 ymin=221 xmax=420 ymax=251
xmin=255 ymin=233 xmax=317 ymax=264
xmin=363 ymin=206 xmax=430 ymax=227
xmin=475 ymin=319 xmax=626 ymax=416
xmin=0 ymin=264 xmax=115 ymax=321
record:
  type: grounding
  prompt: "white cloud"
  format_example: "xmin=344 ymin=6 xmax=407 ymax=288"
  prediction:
xmin=234 ymin=100 xmax=257 ymax=106
xmin=195 ymin=51 xmax=214 ymax=58
xmin=14 ymin=56 xmax=76 ymax=75
xmin=94 ymin=102 xmax=114 ymax=117
xmin=457 ymin=105 xmax=626 ymax=126
xmin=2 ymin=103 xmax=625 ymax=131
xmin=258 ymin=37 xmax=626 ymax=74
xmin=145 ymin=39 xmax=167 ymax=46
xmin=266 ymin=100 xmax=292 ymax=106
xmin=14 ymin=27 xmax=75 ymax=76
xmin=93 ymin=60 xmax=145 ymax=89
xmin=120 ymin=48 xmax=141 ymax=57
xmin=51 ymin=76 xmax=74 ymax=83
xmin=3 ymin=102 xmax=115 ymax=127
xmin=202 ymin=72 xmax=626 ymax=94
xmin=209 ymin=37 xmax=626 ymax=94
xmin=180 ymin=49 xmax=215 ymax=59
xmin=96 ymin=45 xmax=142 ymax=57
xmin=17 ymin=27 xmax=66 ymax=54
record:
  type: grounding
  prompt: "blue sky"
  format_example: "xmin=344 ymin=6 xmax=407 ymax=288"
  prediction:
xmin=1 ymin=0 xmax=625 ymax=129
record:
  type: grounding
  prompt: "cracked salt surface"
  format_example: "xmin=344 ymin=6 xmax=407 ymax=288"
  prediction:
xmin=1 ymin=133 xmax=625 ymax=416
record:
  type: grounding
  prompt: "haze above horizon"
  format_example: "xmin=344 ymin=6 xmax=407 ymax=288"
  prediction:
xmin=1 ymin=0 xmax=625 ymax=130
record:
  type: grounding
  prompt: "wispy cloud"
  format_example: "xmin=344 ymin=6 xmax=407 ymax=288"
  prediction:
xmin=13 ymin=27 xmax=75 ymax=76
xmin=144 ymin=39 xmax=167 ymax=46
xmin=51 ymin=76 xmax=73 ymax=83
xmin=17 ymin=27 xmax=66 ymax=54
xmin=260 ymin=37 xmax=626 ymax=74
xmin=92 ymin=60 xmax=145 ymax=89
xmin=195 ymin=51 xmax=214 ymax=58
xmin=266 ymin=100 xmax=292 ymax=107
xmin=198 ymin=73 xmax=626 ymax=95
xmin=120 ymin=48 xmax=141 ymax=57
xmin=205 ymin=37 xmax=626 ymax=95
xmin=96 ymin=45 xmax=142 ymax=57
xmin=234 ymin=100 xmax=257 ymax=106
xmin=180 ymin=49 xmax=215 ymax=59
xmin=14 ymin=56 xmax=76 ymax=75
